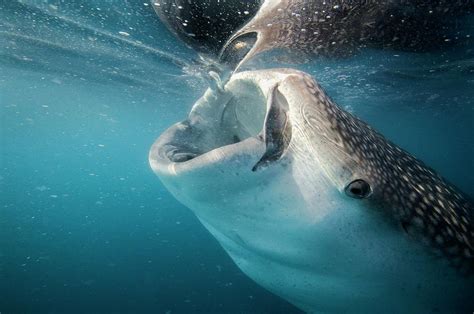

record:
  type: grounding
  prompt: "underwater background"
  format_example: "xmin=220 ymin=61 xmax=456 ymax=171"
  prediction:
xmin=1 ymin=0 xmax=473 ymax=313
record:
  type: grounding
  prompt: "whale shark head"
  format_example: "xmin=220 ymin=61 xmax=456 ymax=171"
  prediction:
xmin=149 ymin=68 xmax=473 ymax=312
xmin=149 ymin=69 xmax=354 ymax=217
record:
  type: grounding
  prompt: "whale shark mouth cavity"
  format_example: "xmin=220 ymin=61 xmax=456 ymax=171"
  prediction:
xmin=150 ymin=74 xmax=293 ymax=174
xmin=171 ymin=89 xmax=265 ymax=162
xmin=156 ymin=79 xmax=272 ymax=169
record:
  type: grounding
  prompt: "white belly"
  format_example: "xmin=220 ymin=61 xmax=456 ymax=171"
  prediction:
xmin=184 ymin=164 xmax=472 ymax=313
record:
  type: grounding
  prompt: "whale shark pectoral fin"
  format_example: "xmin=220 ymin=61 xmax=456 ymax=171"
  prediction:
xmin=252 ymin=85 xmax=292 ymax=172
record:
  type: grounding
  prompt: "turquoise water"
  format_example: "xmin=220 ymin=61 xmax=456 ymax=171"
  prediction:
xmin=1 ymin=1 xmax=473 ymax=313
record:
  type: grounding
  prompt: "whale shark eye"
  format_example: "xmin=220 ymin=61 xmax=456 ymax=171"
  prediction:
xmin=345 ymin=179 xmax=371 ymax=199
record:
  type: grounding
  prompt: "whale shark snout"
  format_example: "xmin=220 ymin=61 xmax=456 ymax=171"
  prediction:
xmin=150 ymin=68 xmax=473 ymax=312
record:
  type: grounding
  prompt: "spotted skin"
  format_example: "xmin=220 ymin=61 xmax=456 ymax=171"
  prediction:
xmin=221 ymin=0 xmax=473 ymax=68
xmin=150 ymin=69 xmax=473 ymax=311
xmin=297 ymin=73 xmax=473 ymax=272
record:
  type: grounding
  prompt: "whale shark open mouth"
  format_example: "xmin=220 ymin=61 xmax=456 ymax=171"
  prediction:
xmin=167 ymin=94 xmax=265 ymax=162
xmin=152 ymin=76 xmax=292 ymax=172
xmin=160 ymin=80 xmax=269 ymax=165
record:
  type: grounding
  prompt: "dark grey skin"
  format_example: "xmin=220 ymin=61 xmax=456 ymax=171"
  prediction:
xmin=220 ymin=0 xmax=474 ymax=69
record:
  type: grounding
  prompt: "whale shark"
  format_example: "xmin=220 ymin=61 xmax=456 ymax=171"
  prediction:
xmin=220 ymin=0 xmax=474 ymax=70
xmin=152 ymin=0 xmax=473 ymax=63
xmin=149 ymin=68 xmax=473 ymax=312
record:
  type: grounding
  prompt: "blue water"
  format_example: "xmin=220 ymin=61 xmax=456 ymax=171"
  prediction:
xmin=1 ymin=1 xmax=473 ymax=313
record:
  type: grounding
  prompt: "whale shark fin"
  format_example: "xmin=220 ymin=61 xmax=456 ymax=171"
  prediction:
xmin=252 ymin=85 xmax=292 ymax=172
